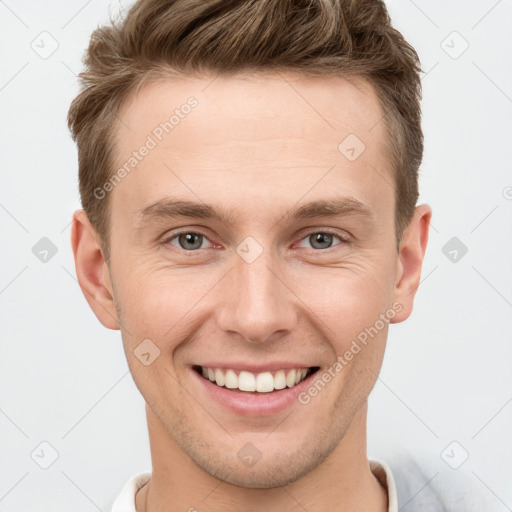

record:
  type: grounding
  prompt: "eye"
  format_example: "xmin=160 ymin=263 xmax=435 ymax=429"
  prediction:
xmin=164 ymin=231 xmax=213 ymax=251
xmin=297 ymin=231 xmax=347 ymax=250
xmin=161 ymin=229 xmax=349 ymax=253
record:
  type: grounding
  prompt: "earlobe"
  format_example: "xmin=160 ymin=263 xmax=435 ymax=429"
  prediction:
xmin=390 ymin=204 xmax=432 ymax=324
xmin=71 ymin=209 xmax=120 ymax=330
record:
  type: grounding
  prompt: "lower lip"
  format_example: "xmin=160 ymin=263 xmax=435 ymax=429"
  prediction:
xmin=191 ymin=367 xmax=318 ymax=417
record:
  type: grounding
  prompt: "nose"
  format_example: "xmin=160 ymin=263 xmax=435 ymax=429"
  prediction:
xmin=215 ymin=245 xmax=298 ymax=345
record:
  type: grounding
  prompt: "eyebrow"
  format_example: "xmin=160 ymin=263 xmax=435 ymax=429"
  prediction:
xmin=135 ymin=196 xmax=374 ymax=228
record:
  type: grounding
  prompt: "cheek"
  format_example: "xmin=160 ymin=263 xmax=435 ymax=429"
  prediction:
xmin=113 ymin=261 xmax=215 ymax=343
xmin=292 ymin=259 xmax=393 ymax=339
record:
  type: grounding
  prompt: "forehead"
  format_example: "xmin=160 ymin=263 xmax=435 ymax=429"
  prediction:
xmin=116 ymin=71 xmax=385 ymax=150
xmin=110 ymin=72 xmax=393 ymax=223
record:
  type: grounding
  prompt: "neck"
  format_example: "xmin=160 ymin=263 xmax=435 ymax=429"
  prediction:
xmin=136 ymin=401 xmax=388 ymax=512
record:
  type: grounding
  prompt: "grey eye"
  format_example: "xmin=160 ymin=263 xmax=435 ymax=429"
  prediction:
xmin=173 ymin=232 xmax=206 ymax=250
xmin=296 ymin=232 xmax=345 ymax=251
xmin=308 ymin=232 xmax=335 ymax=250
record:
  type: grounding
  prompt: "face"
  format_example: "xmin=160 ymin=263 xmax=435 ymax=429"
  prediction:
xmin=75 ymin=72 xmax=426 ymax=488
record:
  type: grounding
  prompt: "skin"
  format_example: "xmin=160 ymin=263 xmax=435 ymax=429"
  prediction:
xmin=71 ymin=72 xmax=431 ymax=512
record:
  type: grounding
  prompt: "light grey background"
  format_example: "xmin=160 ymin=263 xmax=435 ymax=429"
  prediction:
xmin=1 ymin=0 xmax=511 ymax=510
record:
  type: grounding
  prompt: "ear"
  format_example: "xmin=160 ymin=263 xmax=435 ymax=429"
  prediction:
xmin=71 ymin=209 xmax=120 ymax=330
xmin=390 ymin=203 xmax=432 ymax=323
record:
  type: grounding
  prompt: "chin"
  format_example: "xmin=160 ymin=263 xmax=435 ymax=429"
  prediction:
xmin=202 ymin=459 xmax=312 ymax=489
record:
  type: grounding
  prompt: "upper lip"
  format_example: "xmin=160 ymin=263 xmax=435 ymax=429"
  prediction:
xmin=193 ymin=362 xmax=319 ymax=373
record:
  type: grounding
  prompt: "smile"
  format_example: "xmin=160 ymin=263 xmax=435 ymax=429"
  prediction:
xmin=193 ymin=365 xmax=320 ymax=393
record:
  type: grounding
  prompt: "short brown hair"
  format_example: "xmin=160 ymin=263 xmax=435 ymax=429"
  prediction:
xmin=67 ymin=0 xmax=423 ymax=263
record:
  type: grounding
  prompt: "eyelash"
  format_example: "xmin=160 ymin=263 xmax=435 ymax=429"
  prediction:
xmin=161 ymin=229 xmax=350 ymax=254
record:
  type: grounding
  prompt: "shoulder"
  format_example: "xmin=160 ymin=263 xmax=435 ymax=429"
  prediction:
xmin=384 ymin=452 xmax=500 ymax=511
xmin=111 ymin=472 xmax=151 ymax=512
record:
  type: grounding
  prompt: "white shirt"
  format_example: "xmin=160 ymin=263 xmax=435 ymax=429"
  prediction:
xmin=111 ymin=459 xmax=398 ymax=512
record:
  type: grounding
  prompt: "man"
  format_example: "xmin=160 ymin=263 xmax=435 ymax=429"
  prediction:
xmin=68 ymin=1 xmax=434 ymax=510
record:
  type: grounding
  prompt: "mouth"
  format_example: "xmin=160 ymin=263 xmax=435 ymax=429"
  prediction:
xmin=192 ymin=365 xmax=321 ymax=394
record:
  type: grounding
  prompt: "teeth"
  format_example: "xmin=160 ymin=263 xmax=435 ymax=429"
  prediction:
xmin=225 ymin=369 xmax=238 ymax=389
xmin=286 ymin=369 xmax=296 ymax=388
xmin=214 ymin=368 xmax=225 ymax=387
xmin=256 ymin=372 xmax=274 ymax=392
xmin=274 ymin=370 xmax=286 ymax=390
xmin=239 ymin=371 xmax=256 ymax=391
xmin=199 ymin=366 xmax=311 ymax=393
